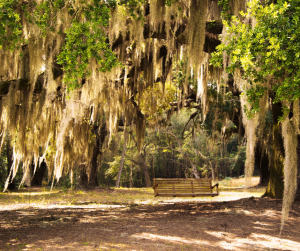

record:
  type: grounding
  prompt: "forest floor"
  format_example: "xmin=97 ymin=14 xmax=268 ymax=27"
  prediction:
xmin=1 ymin=177 xmax=300 ymax=251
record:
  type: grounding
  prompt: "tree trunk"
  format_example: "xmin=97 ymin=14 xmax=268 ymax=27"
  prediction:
xmin=139 ymin=153 xmax=151 ymax=187
xmin=294 ymin=135 xmax=300 ymax=201
xmin=255 ymin=142 xmax=270 ymax=186
xmin=31 ymin=160 xmax=47 ymax=186
xmin=116 ymin=130 xmax=128 ymax=187
xmin=79 ymin=164 xmax=89 ymax=188
xmin=79 ymin=123 xmax=107 ymax=188
xmin=88 ymin=123 xmax=106 ymax=187
xmin=209 ymin=160 xmax=215 ymax=180
xmin=88 ymin=144 xmax=99 ymax=187
xmin=130 ymin=162 xmax=133 ymax=188
xmin=172 ymin=150 xmax=175 ymax=177
xmin=191 ymin=162 xmax=200 ymax=178
xmin=265 ymin=102 xmax=284 ymax=198
xmin=184 ymin=159 xmax=188 ymax=178
xmin=6 ymin=137 xmax=15 ymax=190
xmin=141 ymin=164 xmax=151 ymax=187
xmin=259 ymin=151 xmax=270 ymax=186
xmin=23 ymin=164 xmax=32 ymax=187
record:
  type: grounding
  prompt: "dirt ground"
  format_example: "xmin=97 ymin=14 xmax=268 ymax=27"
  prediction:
xmin=1 ymin=188 xmax=300 ymax=251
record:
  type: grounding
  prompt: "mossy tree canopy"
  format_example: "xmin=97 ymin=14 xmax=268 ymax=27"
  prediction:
xmin=1 ymin=0 xmax=299 ymax=232
xmin=0 ymin=0 xmax=228 ymax=189
xmin=1 ymin=0 xmax=296 ymax=200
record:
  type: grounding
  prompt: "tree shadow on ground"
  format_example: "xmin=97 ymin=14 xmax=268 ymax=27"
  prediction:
xmin=1 ymin=197 xmax=300 ymax=250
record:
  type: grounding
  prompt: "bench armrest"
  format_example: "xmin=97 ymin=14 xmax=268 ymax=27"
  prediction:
xmin=211 ymin=183 xmax=218 ymax=189
xmin=211 ymin=183 xmax=219 ymax=194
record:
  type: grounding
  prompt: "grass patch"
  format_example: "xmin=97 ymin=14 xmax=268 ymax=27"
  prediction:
xmin=218 ymin=176 xmax=260 ymax=188
xmin=0 ymin=177 xmax=266 ymax=209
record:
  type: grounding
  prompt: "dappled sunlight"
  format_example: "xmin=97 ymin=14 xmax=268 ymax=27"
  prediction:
xmin=1 ymin=187 xmax=300 ymax=250
xmin=253 ymin=221 xmax=273 ymax=226
xmin=131 ymin=232 xmax=211 ymax=246
xmin=98 ymin=242 xmax=129 ymax=250
xmin=133 ymin=198 xmax=160 ymax=205
xmin=251 ymin=233 xmax=300 ymax=250
xmin=260 ymin=209 xmax=280 ymax=217
xmin=206 ymin=230 xmax=300 ymax=251
xmin=219 ymin=207 xmax=255 ymax=215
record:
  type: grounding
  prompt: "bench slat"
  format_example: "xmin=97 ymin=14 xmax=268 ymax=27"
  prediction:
xmin=157 ymin=189 xmax=212 ymax=191
xmin=156 ymin=183 xmax=210 ymax=187
xmin=157 ymin=186 xmax=212 ymax=188
xmin=156 ymin=193 xmax=218 ymax=197
xmin=155 ymin=183 xmax=211 ymax=185
xmin=156 ymin=183 xmax=212 ymax=186
xmin=154 ymin=178 xmax=212 ymax=181
xmin=157 ymin=187 xmax=211 ymax=191
xmin=156 ymin=181 xmax=211 ymax=183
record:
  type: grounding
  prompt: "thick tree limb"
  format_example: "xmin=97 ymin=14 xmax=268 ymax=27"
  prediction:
xmin=182 ymin=111 xmax=198 ymax=139
xmin=116 ymin=126 xmax=128 ymax=188
xmin=0 ymin=62 xmax=63 ymax=96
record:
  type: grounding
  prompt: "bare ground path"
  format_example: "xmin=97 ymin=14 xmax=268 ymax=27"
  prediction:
xmin=1 ymin=185 xmax=300 ymax=250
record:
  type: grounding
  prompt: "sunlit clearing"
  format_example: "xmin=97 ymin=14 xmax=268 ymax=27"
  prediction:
xmin=133 ymin=199 xmax=158 ymax=205
xmin=131 ymin=233 xmax=210 ymax=246
xmin=205 ymin=231 xmax=300 ymax=251
xmin=99 ymin=242 xmax=128 ymax=250
xmin=254 ymin=221 xmax=272 ymax=226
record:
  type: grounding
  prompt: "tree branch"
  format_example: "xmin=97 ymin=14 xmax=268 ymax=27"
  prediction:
xmin=182 ymin=111 xmax=198 ymax=139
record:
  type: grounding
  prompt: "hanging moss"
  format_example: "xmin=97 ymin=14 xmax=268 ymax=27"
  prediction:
xmin=240 ymin=81 xmax=265 ymax=186
xmin=0 ymin=0 xmax=228 ymax=190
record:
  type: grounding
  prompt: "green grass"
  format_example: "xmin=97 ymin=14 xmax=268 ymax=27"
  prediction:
xmin=0 ymin=177 xmax=266 ymax=208
xmin=0 ymin=187 xmax=156 ymax=207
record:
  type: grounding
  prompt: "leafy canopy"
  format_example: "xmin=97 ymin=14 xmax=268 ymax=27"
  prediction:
xmin=0 ymin=0 xmax=145 ymax=91
xmin=211 ymin=0 xmax=300 ymax=115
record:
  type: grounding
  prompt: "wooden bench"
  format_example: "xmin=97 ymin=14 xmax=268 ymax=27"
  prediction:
xmin=153 ymin=178 xmax=219 ymax=197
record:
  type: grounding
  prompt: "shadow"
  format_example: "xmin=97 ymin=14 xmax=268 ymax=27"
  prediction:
xmin=1 ymin=197 xmax=300 ymax=250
